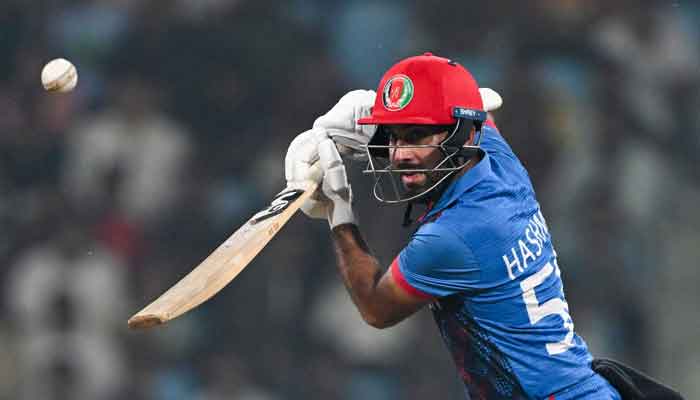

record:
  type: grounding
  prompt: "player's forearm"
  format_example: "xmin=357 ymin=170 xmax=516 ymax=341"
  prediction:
xmin=330 ymin=224 xmax=390 ymax=327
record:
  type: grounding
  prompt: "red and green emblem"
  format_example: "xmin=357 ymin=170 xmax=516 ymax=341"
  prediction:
xmin=382 ymin=74 xmax=414 ymax=111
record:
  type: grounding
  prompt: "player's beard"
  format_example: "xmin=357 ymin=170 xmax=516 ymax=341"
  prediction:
xmin=394 ymin=161 xmax=450 ymax=202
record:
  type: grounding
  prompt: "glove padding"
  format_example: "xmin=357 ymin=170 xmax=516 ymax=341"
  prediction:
xmin=285 ymin=128 xmax=356 ymax=228
xmin=285 ymin=129 xmax=325 ymax=219
xmin=317 ymin=130 xmax=355 ymax=228
xmin=313 ymin=89 xmax=377 ymax=161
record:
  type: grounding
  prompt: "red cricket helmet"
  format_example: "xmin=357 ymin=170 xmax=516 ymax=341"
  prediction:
xmin=359 ymin=53 xmax=488 ymax=206
xmin=358 ymin=52 xmax=486 ymax=126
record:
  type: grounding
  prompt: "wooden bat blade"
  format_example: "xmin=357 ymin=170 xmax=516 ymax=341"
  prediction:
xmin=128 ymin=181 xmax=318 ymax=329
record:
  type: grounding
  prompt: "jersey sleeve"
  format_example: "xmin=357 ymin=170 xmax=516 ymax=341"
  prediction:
xmin=394 ymin=222 xmax=481 ymax=298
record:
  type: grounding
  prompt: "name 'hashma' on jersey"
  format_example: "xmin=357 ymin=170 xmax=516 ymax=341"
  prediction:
xmin=502 ymin=210 xmax=551 ymax=280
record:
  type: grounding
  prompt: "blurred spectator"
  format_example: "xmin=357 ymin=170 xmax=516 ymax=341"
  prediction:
xmin=62 ymin=76 xmax=191 ymax=225
xmin=6 ymin=222 xmax=127 ymax=400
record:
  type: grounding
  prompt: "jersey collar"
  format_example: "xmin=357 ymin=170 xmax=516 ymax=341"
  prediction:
xmin=422 ymin=150 xmax=492 ymax=221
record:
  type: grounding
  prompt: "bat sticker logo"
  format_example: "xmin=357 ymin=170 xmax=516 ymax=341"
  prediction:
xmin=250 ymin=189 xmax=304 ymax=224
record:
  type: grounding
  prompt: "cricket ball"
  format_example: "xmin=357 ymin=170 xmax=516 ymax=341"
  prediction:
xmin=41 ymin=58 xmax=78 ymax=93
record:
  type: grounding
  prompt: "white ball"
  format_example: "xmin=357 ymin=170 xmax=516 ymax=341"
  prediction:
xmin=41 ymin=58 xmax=78 ymax=93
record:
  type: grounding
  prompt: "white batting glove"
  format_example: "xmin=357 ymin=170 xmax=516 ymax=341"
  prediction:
xmin=313 ymin=89 xmax=377 ymax=161
xmin=284 ymin=128 xmax=356 ymax=228
xmin=285 ymin=129 xmax=327 ymax=219
xmin=316 ymin=129 xmax=356 ymax=228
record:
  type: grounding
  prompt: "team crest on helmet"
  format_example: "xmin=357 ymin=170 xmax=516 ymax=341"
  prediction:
xmin=382 ymin=74 xmax=414 ymax=111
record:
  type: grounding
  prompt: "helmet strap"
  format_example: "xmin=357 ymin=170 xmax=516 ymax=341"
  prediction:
xmin=401 ymin=202 xmax=414 ymax=227
xmin=440 ymin=118 xmax=483 ymax=165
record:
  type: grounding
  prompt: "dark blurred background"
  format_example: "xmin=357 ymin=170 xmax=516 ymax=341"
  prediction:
xmin=1 ymin=0 xmax=699 ymax=399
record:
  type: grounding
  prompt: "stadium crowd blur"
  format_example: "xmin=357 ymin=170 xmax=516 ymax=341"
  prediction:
xmin=1 ymin=1 xmax=699 ymax=399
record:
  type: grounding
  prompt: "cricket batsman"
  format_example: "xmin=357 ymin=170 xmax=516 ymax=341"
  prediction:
xmin=286 ymin=53 xmax=681 ymax=399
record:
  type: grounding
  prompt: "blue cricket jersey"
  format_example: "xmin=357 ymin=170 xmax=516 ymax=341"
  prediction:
xmin=391 ymin=121 xmax=620 ymax=399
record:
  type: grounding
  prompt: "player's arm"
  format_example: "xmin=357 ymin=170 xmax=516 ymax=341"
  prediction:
xmin=330 ymin=224 xmax=431 ymax=328
xmin=330 ymin=220 xmax=478 ymax=328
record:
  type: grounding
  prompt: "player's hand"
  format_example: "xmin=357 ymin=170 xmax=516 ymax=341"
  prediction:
xmin=285 ymin=129 xmax=328 ymax=220
xmin=313 ymin=89 xmax=377 ymax=161
xmin=316 ymin=128 xmax=356 ymax=228
xmin=285 ymin=128 xmax=356 ymax=227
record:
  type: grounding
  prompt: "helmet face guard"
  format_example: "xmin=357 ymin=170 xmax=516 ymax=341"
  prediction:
xmin=362 ymin=113 xmax=485 ymax=204
xmin=357 ymin=52 xmax=488 ymax=205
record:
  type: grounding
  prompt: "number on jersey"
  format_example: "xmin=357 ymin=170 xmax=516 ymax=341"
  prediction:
xmin=520 ymin=260 xmax=575 ymax=355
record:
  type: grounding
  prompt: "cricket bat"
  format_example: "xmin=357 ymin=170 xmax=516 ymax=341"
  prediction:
xmin=128 ymin=177 xmax=319 ymax=329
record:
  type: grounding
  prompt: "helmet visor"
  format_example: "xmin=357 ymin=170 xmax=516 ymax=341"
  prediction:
xmin=362 ymin=119 xmax=480 ymax=204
